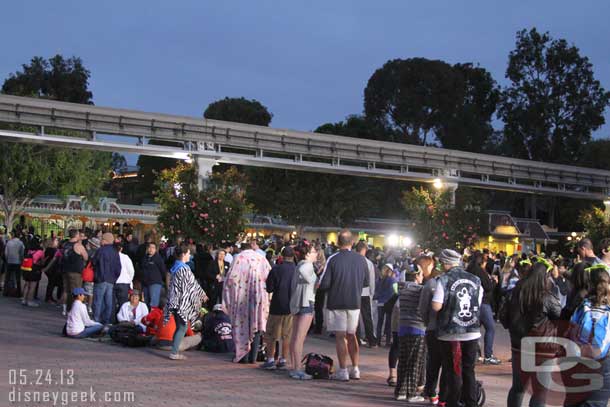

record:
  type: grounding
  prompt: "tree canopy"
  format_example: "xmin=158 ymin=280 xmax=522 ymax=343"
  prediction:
xmin=0 ymin=55 xmax=114 ymax=230
xmin=499 ymin=28 xmax=610 ymax=163
xmin=204 ymin=97 xmax=273 ymax=126
xmin=364 ymin=58 xmax=499 ymax=151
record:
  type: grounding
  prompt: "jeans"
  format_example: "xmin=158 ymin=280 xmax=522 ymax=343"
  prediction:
xmin=93 ymin=282 xmax=114 ymax=325
xmin=376 ymin=305 xmax=393 ymax=345
xmin=171 ymin=312 xmax=188 ymax=354
xmin=4 ymin=264 xmax=22 ymax=297
xmin=72 ymin=324 xmax=104 ymax=338
xmin=114 ymin=283 xmax=131 ymax=313
xmin=439 ymin=339 xmax=478 ymax=407
xmin=479 ymin=303 xmax=495 ymax=358
xmin=424 ymin=332 xmax=444 ymax=399
xmin=144 ymin=284 xmax=162 ymax=308
xmin=579 ymin=355 xmax=610 ymax=407
xmin=314 ymin=289 xmax=326 ymax=333
xmin=388 ymin=332 xmax=399 ymax=368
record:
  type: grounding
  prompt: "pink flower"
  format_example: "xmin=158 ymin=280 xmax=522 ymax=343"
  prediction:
xmin=190 ymin=202 xmax=197 ymax=208
xmin=199 ymin=213 xmax=209 ymax=219
xmin=204 ymin=228 xmax=208 ymax=232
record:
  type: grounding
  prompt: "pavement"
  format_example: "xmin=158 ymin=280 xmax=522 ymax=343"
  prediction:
xmin=1 ymin=294 xmax=520 ymax=407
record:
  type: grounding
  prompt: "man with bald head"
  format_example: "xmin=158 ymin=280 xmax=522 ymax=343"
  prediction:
xmin=319 ymin=229 xmax=369 ymax=381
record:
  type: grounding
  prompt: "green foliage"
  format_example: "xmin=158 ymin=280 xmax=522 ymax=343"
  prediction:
xmin=364 ymin=58 xmax=499 ymax=150
xmin=136 ymin=140 xmax=183 ymax=202
xmin=499 ymin=28 xmax=610 ymax=163
xmin=204 ymin=97 xmax=273 ymax=126
xmin=154 ymin=163 xmax=248 ymax=244
xmin=581 ymin=139 xmax=610 ymax=170
xmin=401 ymin=186 xmax=482 ymax=253
xmin=578 ymin=206 xmax=610 ymax=245
xmin=0 ymin=55 xmax=115 ymax=229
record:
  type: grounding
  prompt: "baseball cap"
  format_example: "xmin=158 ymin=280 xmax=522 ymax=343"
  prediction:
xmin=72 ymin=287 xmax=87 ymax=296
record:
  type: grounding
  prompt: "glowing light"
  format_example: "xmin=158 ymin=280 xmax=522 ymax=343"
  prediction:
xmin=571 ymin=232 xmax=577 ymax=237
xmin=403 ymin=236 xmax=413 ymax=248
xmin=433 ymin=178 xmax=443 ymax=190
xmin=388 ymin=234 xmax=399 ymax=247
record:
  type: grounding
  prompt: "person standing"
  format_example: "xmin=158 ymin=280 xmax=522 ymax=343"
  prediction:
xmin=431 ymin=249 xmax=483 ymax=407
xmin=261 ymin=246 xmax=296 ymax=370
xmin=3 ymin=230 xmax=25 ymax=297
xmin=140 ymin=242 xmax=168 ymax=308
xmin=288 ymin=244 xmax=318 ymax=380
xmin=164 ymin=243 xmax=208 ymax=360
xmin=319 ymin=230 xmax=369 ymax=381
xmin=92 ymin=233 xmax=121 ymax=326
xmin=222 ymin=242 xmax=271 ymax=363
xmin=203 ymin=249 xmax=230 ymax=306
xmin=42 ymin=238 xmax=62 ymax=303
xmin=60 ymin=229 xmax=88 ymax=316
xmin=114 ymin=243 xmax=135 ymax=313
xmin=356 ymin=241 xmax=377 ymax=348
xmin=467 ymin=251 xmax=501 ymax=365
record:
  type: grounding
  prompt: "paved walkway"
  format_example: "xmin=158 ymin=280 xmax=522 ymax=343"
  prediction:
xmin=1 ymin=296 xmax=518 ymax=407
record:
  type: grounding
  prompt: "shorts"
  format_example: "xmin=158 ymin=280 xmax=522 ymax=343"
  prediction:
xmin=83 ymin=282 xmax=94 ymax=296
xmin=265 ymin=314 xmax=293 ymax=341
xmin=296 ymin=301 xmax=314 ymax=316
xmin=326 ymin=309 xmax=360 ymax=334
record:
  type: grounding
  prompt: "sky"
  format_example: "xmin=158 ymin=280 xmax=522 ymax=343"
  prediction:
xmin=1 ymin=1 xmax=609 ymax=165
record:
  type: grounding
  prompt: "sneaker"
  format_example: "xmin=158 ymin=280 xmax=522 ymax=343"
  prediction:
xmin=260 ymin=359 xmax=277 ymax=370
xmin=395 ymin=395 xmax=407 ymax=401
xmin=408 ymin=396 xmax=426 ymax=403
xmin=289 ymin=370 xmax=313 ymax=380
xmin=425 ymin=395 xmax=440 ymax=405
xmin=21 ymin=298 xmax=27 ymax=306
xmin=331 ymin=368 xmax=349 ymax=382
xmin=169 ymin=353 xmax=187 ymax=360
xmin=276 ymin=359 xmax=288 ymax=370
xmin=349 ymin=366 xmax=360 ymax=380
xmin=484 ymin=356 xmax=501 ymax=365
xmin=27 ymin=301 xmax=40 ymax=307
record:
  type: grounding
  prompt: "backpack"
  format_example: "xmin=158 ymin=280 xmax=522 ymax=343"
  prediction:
xmin=570 ymin=299 xmax=610 ymax=360
xmin=110 ymin=323 xmax=149 ymax=347
xmin=301 ymin=353 xmax=334 ymax=379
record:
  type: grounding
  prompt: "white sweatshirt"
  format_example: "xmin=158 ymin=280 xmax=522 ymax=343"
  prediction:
xmin=66 ymin=300 xmax=101 ymax=336
xmin=116 ymin=301 xmax=149 ymax=331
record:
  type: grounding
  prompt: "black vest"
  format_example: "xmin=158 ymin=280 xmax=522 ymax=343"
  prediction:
xmin=436 ymin=267 xmax=481 ymax=338
xmin=62 ymin=242 xmax=85 ymax=274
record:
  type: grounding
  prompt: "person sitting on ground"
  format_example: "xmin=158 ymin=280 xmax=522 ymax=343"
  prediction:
xmin=144 ymin=297 xmax=200 ymax=351
xmin=201 ymin=304 xmax=235 ymax=353
xmin=66 ymin=287 xmax=104 ymax=338
xmin=116 ymin=289 xmax=149 ymax=333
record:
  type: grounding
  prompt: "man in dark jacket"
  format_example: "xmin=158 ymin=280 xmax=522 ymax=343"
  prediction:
xmin=92 ymin=232 xmax=121 ymax=325
xmin=140 ymin=242 xmax=167 ymax=308
xmin=261 ymin=246 xmax=296 ymax=370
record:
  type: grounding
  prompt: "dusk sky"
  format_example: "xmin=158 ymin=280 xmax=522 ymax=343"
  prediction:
xmin=2 ymin=1 xmax=609 ymax=164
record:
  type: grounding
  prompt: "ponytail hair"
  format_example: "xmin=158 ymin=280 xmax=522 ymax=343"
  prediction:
xmin=590 ymin=267 xmax=610 ymax=306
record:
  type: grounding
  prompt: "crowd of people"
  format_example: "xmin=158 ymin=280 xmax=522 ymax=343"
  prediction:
xmin=1 ymin=225 xmax=609 ymax=407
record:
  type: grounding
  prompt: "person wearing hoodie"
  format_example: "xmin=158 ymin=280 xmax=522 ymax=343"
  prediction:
xmin=92 ymin=233 xmax=121 ymax=326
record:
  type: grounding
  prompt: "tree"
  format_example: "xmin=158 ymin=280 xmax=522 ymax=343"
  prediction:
xmin=499 ymin=28 xmax=610 ymax=163
xmin=0 ymin=55 xmax=114 ymax=230
xmin=364 ymin=58 xmax=499 ymax=150
xmin=578 ymin=206 xmax=610 ymax=245
xmin=582 ymin=139 xmax=610 ymax=170
xmin=204 ymin=97 xmax=273 ymax=126
xmin=154 ymin=163 xmax=248 ymax=244
xmin=135 ymin=140 xmax=182 ymax=202
xmin=401 ymin=186 xmax=483 ymax=253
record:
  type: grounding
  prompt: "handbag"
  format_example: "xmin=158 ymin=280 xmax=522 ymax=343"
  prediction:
xmin=301 ymin=353 xmax=334 ymax=379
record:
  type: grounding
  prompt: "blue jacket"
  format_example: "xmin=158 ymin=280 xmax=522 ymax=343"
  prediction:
xmin=93 ymin=245 xmax=121 ymax=284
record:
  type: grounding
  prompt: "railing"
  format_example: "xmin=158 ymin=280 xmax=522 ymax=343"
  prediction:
xmin=1 ymin=94 xmax=609 ymax=200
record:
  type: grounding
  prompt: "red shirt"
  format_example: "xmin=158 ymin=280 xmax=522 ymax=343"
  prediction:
xmin=141 ymin=307 xmax=193 ymax=340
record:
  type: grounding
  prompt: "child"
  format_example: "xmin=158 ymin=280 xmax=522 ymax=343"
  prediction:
xmin=395 ymin=267 xmax=426 ymax=402
xmin=66 ymin=287 xmax=103 ymax=338
xmin=202 ymin=304 xmax=235 ymax=353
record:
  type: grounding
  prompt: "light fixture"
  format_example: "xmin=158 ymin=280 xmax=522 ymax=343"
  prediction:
xmin=571 ymin=232 xmax=577 ymax=237
xmin=403 ymin=236 xmax=413 ymax=248
xmin=567 ymin=236 xmax=572 ymax=241
xmin=433 ymin=178 xmax=443 ymax=190
xmin=388 ymin=234 xmax=399 ymax=247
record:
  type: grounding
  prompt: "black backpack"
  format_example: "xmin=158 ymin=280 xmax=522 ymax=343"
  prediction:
xmin=301 ymin=353 xmax=334 ymax=379
xmin=110 ymin=323 xmax=149 ymax=347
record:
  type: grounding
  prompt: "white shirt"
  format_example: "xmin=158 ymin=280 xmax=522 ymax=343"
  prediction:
xmin=116 ymin=252 xmax=135 ymax=287
xmin=224 ymin=252 xmax=233 ymax=264
xmin=66 ymin=300 xmax=101 ymax=336
xmin=432 ymin=281 xmax=484 ymax=341
xmin=116 ymin=301 xmax=149 ymax=331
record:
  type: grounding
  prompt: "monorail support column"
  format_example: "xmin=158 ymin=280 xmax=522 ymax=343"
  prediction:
xmin=197 ymin=157 xmax=217 ymax=191
xmin=446 ymin=182 xmax=458 ymax=207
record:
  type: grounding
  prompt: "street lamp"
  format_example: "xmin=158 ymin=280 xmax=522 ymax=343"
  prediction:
xmin=433 ymin=178 xmax=444 ymax=190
